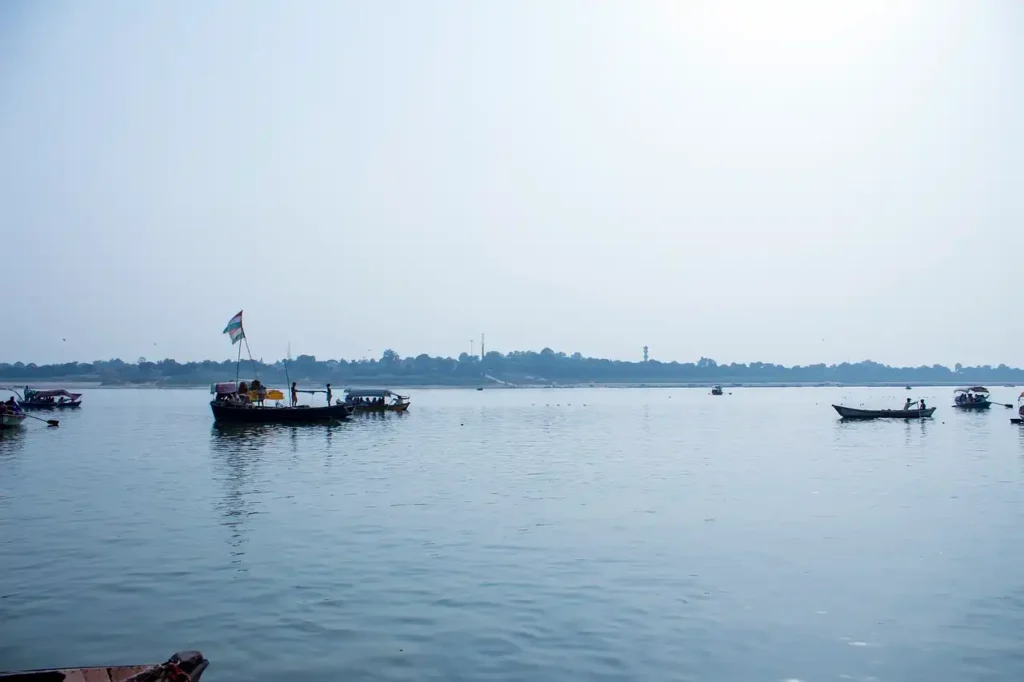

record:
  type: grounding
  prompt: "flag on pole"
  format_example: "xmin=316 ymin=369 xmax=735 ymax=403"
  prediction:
xmin=223 ymin=310 xmax=245 ymax=344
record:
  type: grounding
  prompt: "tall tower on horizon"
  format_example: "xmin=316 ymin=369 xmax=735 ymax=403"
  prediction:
xmin=643 ymin=345 xmax=649 ymax=363
xmin=481 ymin=333 xmax=485 ymax=361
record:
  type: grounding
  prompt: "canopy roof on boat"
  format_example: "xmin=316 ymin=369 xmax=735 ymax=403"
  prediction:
xmin=954 ymin=386 xmax=989 ymax=393
xmin=211 ymin=382 xmax=239 ymax=395
xmin=24 ymin=388 xmax=81 ymax=399
xmin=345 ymin=388 xmax=404 ymax=398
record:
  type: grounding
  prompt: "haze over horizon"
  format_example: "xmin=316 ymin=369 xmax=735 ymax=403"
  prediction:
xmin=2 ymin=1 xmax=1021 ymax=367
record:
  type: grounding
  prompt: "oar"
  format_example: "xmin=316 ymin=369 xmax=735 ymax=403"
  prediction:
xmin=995 ymin=402 xmax=1014 ymax=408
xmin=22 ymin=412 xmax=59 ymax=427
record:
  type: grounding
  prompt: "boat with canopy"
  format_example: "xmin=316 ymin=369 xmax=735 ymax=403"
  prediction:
xmin=18 ymin=387 xmax=82 ymax=409
xmin=953 ymin=386 xmax=991 ymax=409
xmin=344 ymin=388 xmax=411 ymax=413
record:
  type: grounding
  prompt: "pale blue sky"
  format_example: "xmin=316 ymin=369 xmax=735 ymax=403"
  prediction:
xmin=2 ymin=1 xmax=1021 ymax=366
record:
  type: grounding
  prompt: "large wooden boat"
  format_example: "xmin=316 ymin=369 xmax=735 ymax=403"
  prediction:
xmin=953 ymin=386 xmax=991 ymax=410
xmin=833 ymin=404 xmax=936 ymax=420
xmin=0 ymin=650 xmax=208 ymax=682
xmin=345 ymin=388 xmax=411 ymax=413
xmin=210 ymin=382 xmax=352 ymax=424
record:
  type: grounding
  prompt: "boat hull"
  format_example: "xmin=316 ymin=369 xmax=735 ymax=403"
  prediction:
xmin=0 ymin=650 xmax=208 ymax=682
xmin=833 ymin=404 xmax=936 ymax=420
xmin=350 ymin=402 xmax=411 ymax=413
xmin=953 ymin=401 xmax=991 ymax=410
xmin=210 ymin=401 xmax=351 ymax=424
xmin=18 ymin=400 xmax=82 ymax=410
xmin=0 ymin=413 xmax=26 ymax=429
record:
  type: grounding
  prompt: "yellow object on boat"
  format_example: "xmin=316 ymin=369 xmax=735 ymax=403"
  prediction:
xmin=266 ymin=389 xmax=285 ymax=401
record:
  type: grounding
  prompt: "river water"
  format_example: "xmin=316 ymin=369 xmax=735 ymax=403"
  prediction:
xmin=1 ymin=387 xmax=1023 ymax=681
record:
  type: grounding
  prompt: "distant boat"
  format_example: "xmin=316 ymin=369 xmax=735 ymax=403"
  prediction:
xmin=833 ymin=404 xmax=935 ymax=420
xmin=711 ymin=385 xmax=724 ymax=396
xmin=905 ymin=385 xmax=913 ymax=390
xmin=953 ymin=386 xmax=991 ymax=410
xmin=477 ymin=387 xmax=484 ymax=391
xmin=0 ymin=650 xmax=209 ymax=681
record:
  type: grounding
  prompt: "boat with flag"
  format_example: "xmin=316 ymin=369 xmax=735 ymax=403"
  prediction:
xmin=18 ymin=387 xmax=82 ymax=409
xmin=209 ymin=311 xmax=352 ymax=424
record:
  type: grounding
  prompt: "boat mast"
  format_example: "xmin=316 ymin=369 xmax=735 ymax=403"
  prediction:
xmin=284 ymin=341 xmax=292 ymax=393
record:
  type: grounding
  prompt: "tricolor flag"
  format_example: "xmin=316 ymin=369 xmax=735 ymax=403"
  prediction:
xmin=223 ymin=310 xmax=244 ymax=344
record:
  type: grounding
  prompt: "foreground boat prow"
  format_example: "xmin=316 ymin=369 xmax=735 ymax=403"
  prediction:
xmin=0 ymin=650 xmax=208 ymax=682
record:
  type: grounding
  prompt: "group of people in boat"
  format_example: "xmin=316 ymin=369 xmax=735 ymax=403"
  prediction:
xmin=955 ymin=392 xmax=986 ymax=405
xmin=348 ymin=395 xmax=388 ymax=409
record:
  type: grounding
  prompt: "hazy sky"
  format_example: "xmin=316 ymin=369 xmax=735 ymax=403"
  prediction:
xmin=2 ymin=1 xmax=1021 ymax=366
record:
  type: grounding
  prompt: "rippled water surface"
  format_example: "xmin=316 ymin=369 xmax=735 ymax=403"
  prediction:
xmin=3 ymin=387 xmax=1024 ymax=681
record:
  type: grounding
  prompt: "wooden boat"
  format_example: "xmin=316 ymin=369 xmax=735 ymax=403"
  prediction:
xmin=345 ymin=388 xmax=411 ymax=413
xmin=953 ymin=386 xmax=991 ymax=410
xmin=0 ymin=650 xmax=208 ymax=681
xmin=210 ymin=382 xmax=351 ymax=424
xmin=18 ymin=388 xmax=82 ymax=410
xmin=711 ymin=386 xmax=723 ymax=395
xmin=833 ymin=404 xmax=936 ymax=420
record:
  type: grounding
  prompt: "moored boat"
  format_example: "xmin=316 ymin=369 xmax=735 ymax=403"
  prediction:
xmin=345 ymin=388 xmax=411 ymax=412
xmin=953 ymin=386 xmax=991 ymax=410
xmin=0 ymin=650 xmax=208 ymax=681
xmin=833 ymin=404 xmax=936 ymax=420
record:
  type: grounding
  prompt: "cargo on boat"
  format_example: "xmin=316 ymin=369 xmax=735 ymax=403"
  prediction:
xmin=833 ymin=404 xmax=936 ymax=420
xmin=0 ymin=650 xmax=208 ymax=682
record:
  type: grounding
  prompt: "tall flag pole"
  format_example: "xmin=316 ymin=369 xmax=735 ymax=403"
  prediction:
xmin=222 ymin=311 xmax=245 ymax=384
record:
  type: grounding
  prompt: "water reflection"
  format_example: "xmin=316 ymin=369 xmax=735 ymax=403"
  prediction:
xmin=209 ymin=424 xmax=275 ymax=567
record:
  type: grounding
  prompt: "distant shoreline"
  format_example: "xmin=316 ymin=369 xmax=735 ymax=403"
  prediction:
xmin=1 ymin=380 xmax=1017 ymax=391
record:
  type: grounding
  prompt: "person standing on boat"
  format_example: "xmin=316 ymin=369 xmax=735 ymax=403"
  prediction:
xmin=291 ymin=382 xmax=298 ymax=407
xmin=326 ymin=384 xmax=332 ymax=405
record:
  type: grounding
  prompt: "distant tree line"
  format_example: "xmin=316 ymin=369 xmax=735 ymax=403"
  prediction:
xmin=0 ymin=350 xmax=1021 ymax=387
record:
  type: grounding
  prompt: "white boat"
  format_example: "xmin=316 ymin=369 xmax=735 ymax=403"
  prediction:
xmin=0 ymin=412 xmax=26 ymax=429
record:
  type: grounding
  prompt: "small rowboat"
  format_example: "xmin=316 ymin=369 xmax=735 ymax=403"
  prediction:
xmin=833 ymin=404 xmax=936 ymax=420
xmin=0 ymin=412 xmax=27 ymax=429
xmin=0 ymin=650 xmax=208 ymax=682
